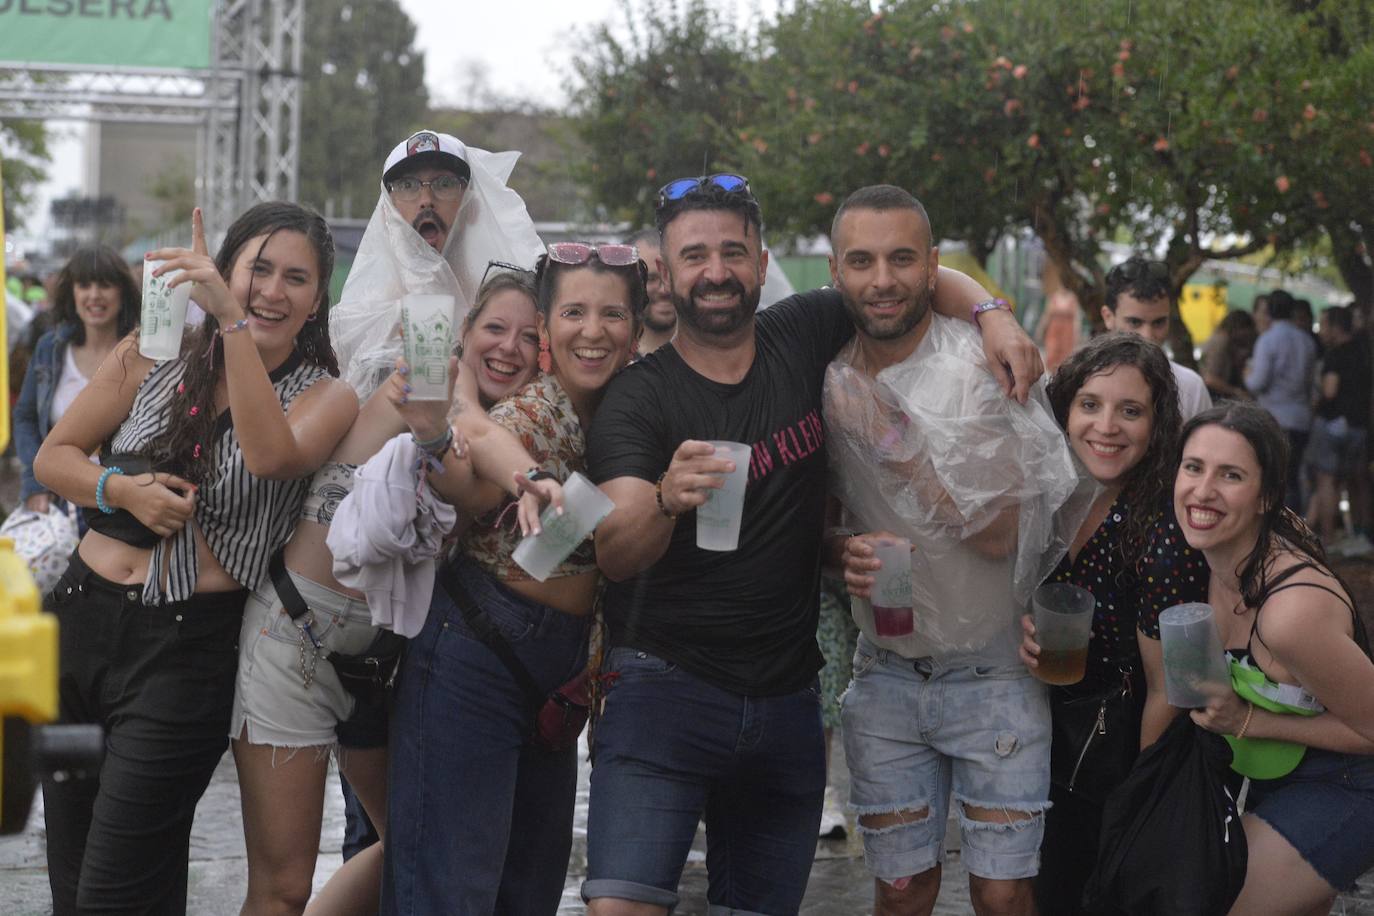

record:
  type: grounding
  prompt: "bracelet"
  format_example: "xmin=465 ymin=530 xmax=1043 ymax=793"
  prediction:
xmin=525 ymin=467 xmax=557 ymax=483
xmin=971 ymin=297 xmax=1011 ymax=327
xmin=1234 ymin=701 xmax=1255 ymax=740
xmin=95 ymin=466 xmax=124 ymax=515
xmin=219 ymin=318 xmax=249 ymax=336
xmin=655 ymin=471 xmax=680 ymax=519
xmin=412 ymin=427 xmax=453 ymax=455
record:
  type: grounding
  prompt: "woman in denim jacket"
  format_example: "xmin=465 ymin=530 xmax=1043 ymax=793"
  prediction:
xmin=14 ymin=245 xmax=139 ymax=514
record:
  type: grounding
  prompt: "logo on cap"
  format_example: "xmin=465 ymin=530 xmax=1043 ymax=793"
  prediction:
xmin=407 ymin=132 xmax=440 ymax=158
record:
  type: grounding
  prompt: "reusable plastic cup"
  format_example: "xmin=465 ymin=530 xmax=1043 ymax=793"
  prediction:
xmin=401 ymin=293 xmax=455 ymax=400
xmin=138 ymin=261 xmax=192 ymax=361
xmin=869 ymin=536 xmax=914 ymax=637
xmin=1159 ymin=602 xmax=1232 ymax=708
xmin=1032 ymin=582 xmax=1097 ymax=685
xmin=512 ymin=472 xmax=615 ymax=582
xmin=695 ymin=441 xmax=751 ymax=551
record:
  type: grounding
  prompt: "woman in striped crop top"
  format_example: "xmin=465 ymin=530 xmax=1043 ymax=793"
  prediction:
xmin=33 ymin=203 xmax=359 ymax=915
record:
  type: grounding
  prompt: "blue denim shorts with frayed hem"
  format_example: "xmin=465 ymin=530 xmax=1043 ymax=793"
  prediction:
xmin=1247 ymin=747 xmax=1374 ymax=891
xmin=840 ymin=634 xmax=1051 ymax=883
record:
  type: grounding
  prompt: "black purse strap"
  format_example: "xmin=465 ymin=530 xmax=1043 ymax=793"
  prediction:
xmin=270 ymin=548 xmax=312 ymax=621
xmin=436 ymin=561 xmax=545 ymax=718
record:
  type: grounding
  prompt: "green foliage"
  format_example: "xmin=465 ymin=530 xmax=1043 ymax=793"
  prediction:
xmin=298 ymin=0 xmax=429 ymax=219
xmin=571 ymin=0 xmax=1373 ymax=317
xmin=0 ymin=118 xmax=51 ymax=233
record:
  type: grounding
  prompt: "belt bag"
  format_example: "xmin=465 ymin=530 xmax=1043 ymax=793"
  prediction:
xmin=268 ymin=550 xmax=406 ymax=709
xmin=1050 ymin=669 xmax=1140 ymax=805
xmin=437 ymin=562 xmax=589 ymax=753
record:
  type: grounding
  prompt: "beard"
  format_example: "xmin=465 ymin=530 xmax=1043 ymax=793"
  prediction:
xmin=840 ymin=282 xmax=932 ymax=341
xmin=642 ymin=301 xmax=677 ymax=333
xmin=412 ymin=207 xmax=449 ymax=251
xmin=670 ymin=275 xmax=761 ymax=337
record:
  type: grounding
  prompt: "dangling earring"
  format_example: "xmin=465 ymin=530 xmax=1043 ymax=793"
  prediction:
xmin=306 ymin=310 xmax=320 ymax=322
xmin=538 ymin=333 xmax=552 ymax=374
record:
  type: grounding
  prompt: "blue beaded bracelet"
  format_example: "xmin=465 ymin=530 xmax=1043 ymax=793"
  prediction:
xmin=95 ymin=466 xmax=124 ymax=515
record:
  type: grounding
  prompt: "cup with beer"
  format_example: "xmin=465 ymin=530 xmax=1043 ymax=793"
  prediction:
xmin=1031 ymin=582 xmax=1096 ymax=685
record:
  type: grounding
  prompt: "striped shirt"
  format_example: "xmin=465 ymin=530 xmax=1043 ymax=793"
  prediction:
xmin=108 ymin=351 xmax=328 ymax=604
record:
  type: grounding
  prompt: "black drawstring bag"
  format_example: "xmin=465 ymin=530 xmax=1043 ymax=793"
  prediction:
xmin=1083 ymin=713 xmax=1247 ymax=916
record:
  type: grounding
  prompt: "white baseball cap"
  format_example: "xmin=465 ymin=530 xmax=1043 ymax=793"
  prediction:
xmin=382 ymin=130 xmax=471 ymax=184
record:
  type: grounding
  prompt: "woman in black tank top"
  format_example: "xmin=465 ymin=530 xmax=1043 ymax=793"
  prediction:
xmin=1175 ymin=402 xmax=1374 ymax=913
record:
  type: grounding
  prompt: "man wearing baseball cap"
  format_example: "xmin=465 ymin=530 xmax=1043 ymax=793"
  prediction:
xmin=382 ymin=129 xmax=473 ymax=253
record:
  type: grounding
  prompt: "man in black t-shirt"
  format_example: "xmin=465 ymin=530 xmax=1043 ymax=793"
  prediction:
xmin=1308 ymin=305 xmax=1372 ymax=548
xmin=582 ymin=175 xmax=1041 ymax=916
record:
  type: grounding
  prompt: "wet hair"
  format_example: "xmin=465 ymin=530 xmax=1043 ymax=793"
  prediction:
xmin=143 ymin=202 xmax=337 ymax=485
xmin=830 ymin=185 xmax=932 ymax=250
xmin=1323 ymin=305 xmax=1353 ymax=335
xmin=1104 ymin=255 xmax=1171 ymax=312
xmin=460 ymin=268 xmax=538 ymax=347
xmin=1048 ymin=332 xmax=1182 ymax=571
xmin=1178 ymin=401 xmax=1369 ymax=654
xmin=533 ymin=249 xmax=648 ymax=324
xmin=654 ymin=179 xmax=762 ymax=241
xmin=52 ymin=245 xmax=141 ymax=345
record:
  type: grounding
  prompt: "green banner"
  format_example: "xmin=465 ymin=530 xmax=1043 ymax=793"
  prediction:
xmin=0 ymin=0 xmax=214 ymax=70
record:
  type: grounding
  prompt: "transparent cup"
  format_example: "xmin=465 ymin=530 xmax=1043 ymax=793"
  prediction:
xmin=869 ymin=536 xmax=914 ymax=637
xmin=695 ymin=441 xmax=751 ymax=551
xmin=401 ymin=293 xmax=455 ymax=400
xmin=512 ymin=472 xmax=615 ymax=582
xmin=138 ymin=261 xmax=192 ymax=361
xmin=1032 ymin=582 xmax=1097 ymax=685
xmin=1159 ymin=602 xmax=1232 ymax=708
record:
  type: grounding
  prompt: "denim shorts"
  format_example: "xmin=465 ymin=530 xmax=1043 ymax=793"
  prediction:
xmin=231 ymin=572 xmax=387 ymax=749
xmin=1306 ymin=418 xmax=1367 ymax=477
xmin=583 ymin=648 xmax=826 ymax=915
xmin=1247 ymin=747 xmax=1374 ymax=890
xmin=840 ymin=634 xmax=1051 ymax=882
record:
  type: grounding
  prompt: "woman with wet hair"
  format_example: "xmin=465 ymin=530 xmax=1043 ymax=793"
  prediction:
xmin=34 ymin=203 xmax=360 ymax=915
xmin=1021 ymin=333 xmax=1209 ymax=914
xmin=15 ymin=244 xmax=140 ymax=516
xmin=1171 ymin=401 xmax=1374 ymax=915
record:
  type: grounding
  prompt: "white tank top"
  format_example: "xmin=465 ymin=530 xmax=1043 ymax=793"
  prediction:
xmin=50 ymin=344 xmax=90 ymax=427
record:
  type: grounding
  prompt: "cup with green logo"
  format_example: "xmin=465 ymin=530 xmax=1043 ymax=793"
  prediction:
xmin=512 ymin=472 xmax=615 ymax=581
xmin=401 ymin=293 xmax=455 ymax=400
xmin=139 ymin=261 xmax=192 ymax=361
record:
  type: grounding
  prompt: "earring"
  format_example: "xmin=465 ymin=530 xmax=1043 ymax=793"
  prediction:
xmin=538 ymin=334 xmax=552 ymax=374
xmin=307 ymin=310 xmax=320 ymax=322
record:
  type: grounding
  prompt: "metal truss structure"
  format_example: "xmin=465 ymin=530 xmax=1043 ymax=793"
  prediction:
xmin=0 ymin=0 xmax=302 ymax=241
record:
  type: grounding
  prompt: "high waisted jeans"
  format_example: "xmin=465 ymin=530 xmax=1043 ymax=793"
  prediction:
xmin=381 ymin=557 xmax=590 ymax=916
xmin=41 ymin=549 xmax=246 ymax=915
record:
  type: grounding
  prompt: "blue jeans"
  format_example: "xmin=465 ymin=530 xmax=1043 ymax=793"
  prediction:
xmin=583 ymin=648 xmax=826 ymax=915
xmin=381 ymin=558 xmax=590 ymax=916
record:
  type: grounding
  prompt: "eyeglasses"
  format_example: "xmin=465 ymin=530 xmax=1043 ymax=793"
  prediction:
xmin=387 ymin=174 xmax=469 ymax=201
xmin=480 ymin=259 xmax=535 ymax=288
xmin=546 ymin=242 xmax=640 ymax=267
xmin=656 ymin=173 xmax=751 ymax=210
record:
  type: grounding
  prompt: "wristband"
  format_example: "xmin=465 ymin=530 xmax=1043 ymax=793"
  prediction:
xmin=524 ymin=467 xmax=557 ymax=484
xmin=96 ymin=466 xmax=124 ymax=515
xmin=971 ymin=297 xmax=1011 ymax=327
xmin=1234 ymin=701 xmax=1255 ymax=740
xmin=412 ymin=427 xmax=453 ymax=455
xmin=219 ymin=318 xmax=250 ymax=336
xmin=655 ymin=471 xmax=680 ymax=519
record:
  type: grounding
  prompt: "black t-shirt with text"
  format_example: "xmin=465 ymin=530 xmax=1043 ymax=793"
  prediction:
xmin=587 ymin=288 xmax=853 ymax=695
xmin=1316 ymin=338 xmax=1372 ymax=427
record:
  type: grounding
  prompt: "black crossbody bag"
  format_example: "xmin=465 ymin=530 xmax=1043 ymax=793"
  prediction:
xmin=268 ymin=550 xmax=407 ymax=706
xmin=435 ymin=561 xmax=591 ymax=753
xmin=1049 ymin=659 xmax=1144 ymax=805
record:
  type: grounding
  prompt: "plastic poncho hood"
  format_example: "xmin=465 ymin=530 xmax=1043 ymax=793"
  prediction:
xmin=330 ymin=145 xmax=545 ymax=400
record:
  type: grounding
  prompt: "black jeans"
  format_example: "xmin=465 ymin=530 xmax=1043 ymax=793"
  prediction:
xmin=41 ymin=550 xmax=246 ymax=915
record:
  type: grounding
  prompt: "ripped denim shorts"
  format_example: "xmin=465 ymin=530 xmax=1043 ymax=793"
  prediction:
xmin=840 ymin=634 xmax=1051 ymax=882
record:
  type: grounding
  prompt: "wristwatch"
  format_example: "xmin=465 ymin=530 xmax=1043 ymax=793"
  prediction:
xmin=971 ymin=297 xmax=1012 ymax=326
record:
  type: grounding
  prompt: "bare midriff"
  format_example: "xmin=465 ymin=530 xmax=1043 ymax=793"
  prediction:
xmin=77 ymin=523 xmax=243 ymax=593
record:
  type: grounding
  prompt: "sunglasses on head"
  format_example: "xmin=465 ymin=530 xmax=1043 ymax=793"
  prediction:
xmin=480 ymin=259 xmax=536 ymax=288
xmin=545 ymin=242 xmax=640 ymax=268
xmin=656 ymin=173 xmax=751 ymax=210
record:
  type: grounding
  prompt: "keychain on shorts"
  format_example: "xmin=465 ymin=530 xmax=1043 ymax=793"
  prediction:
xmin=297 ymin=612 xmax=323 ymax=689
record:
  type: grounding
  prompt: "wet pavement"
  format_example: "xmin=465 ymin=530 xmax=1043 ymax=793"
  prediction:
xmin=3 ymin=734 xmax=1373 ymax=915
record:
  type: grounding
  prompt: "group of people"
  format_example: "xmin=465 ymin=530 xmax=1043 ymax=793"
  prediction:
xmin=17 ymin=126 xmax=1374 ymax=916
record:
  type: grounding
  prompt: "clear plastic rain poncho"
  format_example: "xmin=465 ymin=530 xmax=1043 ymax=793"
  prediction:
xmin=824 ymin=314 xmax=1096 ymax=666
xmin=330 ymin=146 xmax=545 ymax=400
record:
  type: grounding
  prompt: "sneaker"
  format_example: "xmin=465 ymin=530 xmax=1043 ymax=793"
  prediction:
xmin=818 ymin=786 xmax=847 ymax=840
